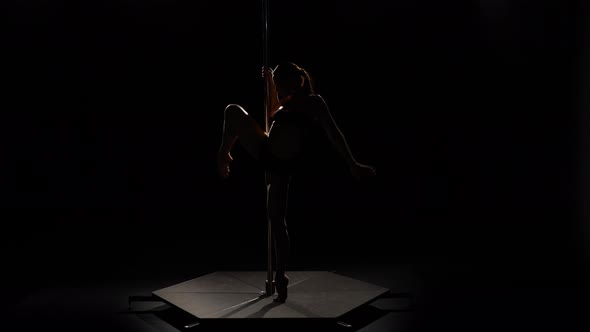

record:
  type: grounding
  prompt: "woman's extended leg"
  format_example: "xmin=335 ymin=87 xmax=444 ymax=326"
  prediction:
xmin=266 ymin=171 xmax=292 ymax=302
xmin=217 ymin=104 xmax=267 ymax=178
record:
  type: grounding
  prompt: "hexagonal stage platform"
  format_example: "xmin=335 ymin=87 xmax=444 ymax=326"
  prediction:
xmin=152 ymin=270 xmax=390 ymax=321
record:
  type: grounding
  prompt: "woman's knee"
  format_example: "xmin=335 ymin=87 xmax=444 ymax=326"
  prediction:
xmin=270 ymin=218 xmax=288 ymax=235
xmin=225 ymin=104 xmax=248 ymax=119
xmin=267 ymin=206 xmax=285 ymax=224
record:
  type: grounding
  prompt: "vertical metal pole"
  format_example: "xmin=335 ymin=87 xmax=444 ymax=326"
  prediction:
xmin=262 ymin=0 xmax=270 ymax=134
xmin=262 ymin=0 xmax=274 ymax=297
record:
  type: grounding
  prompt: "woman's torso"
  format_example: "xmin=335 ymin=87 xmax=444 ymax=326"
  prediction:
xmin=267 ymin=94 xmax=320 ymax=160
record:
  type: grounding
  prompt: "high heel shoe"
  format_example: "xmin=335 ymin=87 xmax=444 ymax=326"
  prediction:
xmin=272 ymin=274 xmax=289 ymax=303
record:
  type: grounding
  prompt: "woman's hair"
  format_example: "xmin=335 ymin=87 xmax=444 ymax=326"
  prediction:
xmin=273 ymin=62 xmax=315 ymax=95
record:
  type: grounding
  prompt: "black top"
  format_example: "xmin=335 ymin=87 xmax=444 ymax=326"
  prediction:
xmin=273 ymin=106 xmax=314 ymax=129
xmin=273 ymin=93 xmax=320 ymax=132
xmin=261 ymin=94 xmax=321 ymax=175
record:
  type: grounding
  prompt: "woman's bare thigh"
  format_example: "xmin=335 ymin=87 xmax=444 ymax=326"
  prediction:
xmin=226 ymin=104 xmax=267 ymax=160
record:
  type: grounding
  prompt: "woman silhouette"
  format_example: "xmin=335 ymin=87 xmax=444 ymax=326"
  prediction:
xmin=217 ymin=62 xmax=376 ymax=302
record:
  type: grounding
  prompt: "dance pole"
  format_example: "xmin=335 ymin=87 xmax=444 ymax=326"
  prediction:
xmin=261 ymin=0 xmax=274 ymax=297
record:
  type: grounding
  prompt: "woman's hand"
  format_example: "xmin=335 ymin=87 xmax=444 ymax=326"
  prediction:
xmin=350 ymin=162 xmax=376 ymax=180
xmin=261 ymin=66 xmax=274 ymax=80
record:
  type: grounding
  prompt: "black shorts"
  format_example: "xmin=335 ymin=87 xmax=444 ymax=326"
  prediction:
xmin=259 ymin=139 xmax=301 ymax=176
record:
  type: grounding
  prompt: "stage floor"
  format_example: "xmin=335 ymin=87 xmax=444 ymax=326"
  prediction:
xmin=152 ymin=270 xmax=390 ymax=320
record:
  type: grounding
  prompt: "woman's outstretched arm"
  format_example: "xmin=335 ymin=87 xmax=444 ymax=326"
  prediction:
xmin=312 ymin=95 xmax=376 ymax=179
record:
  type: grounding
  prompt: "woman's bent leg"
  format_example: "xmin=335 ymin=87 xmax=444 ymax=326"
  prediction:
xmin=218 ymin=104 xmax=267 ymax=178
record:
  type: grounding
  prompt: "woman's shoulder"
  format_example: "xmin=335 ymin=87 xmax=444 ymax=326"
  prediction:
xmin=304 ymin=94 xmax=328 ymax=109
xmin=306 ymin=93 xmax=325 ymax=101
xmin=298 ymin=94 xmax=328 ymax=123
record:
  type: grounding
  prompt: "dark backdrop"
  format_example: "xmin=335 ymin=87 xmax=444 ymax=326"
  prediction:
xmin=2 ymin=0 xmax=588 ymax=325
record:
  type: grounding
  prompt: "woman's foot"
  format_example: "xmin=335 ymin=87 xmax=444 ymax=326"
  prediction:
xmin=272 ymin=274 xmax=289 ymax=303
xmin=217 ymin=151 xmax=233 ymax=179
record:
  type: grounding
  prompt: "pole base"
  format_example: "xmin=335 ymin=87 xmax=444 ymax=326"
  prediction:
xmin=153 ymin=271 xmax=391 ymax=319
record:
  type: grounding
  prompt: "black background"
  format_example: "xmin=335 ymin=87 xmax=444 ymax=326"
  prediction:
xmin=2 ymin=0 xmax=589 ymax=330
